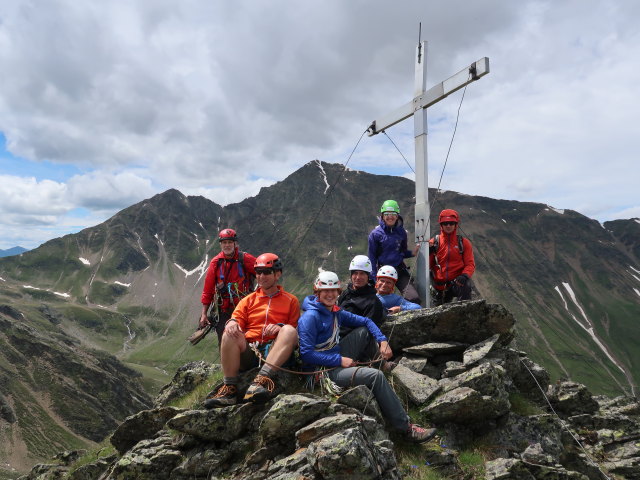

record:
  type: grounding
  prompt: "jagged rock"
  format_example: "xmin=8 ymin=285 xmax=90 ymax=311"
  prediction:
xmin=398 ymin=355 xmax=441 ymax=379
xmin=52 ymin=450 xmax=86 ymax=466
xmin=305 ymin=427 xmax=400 ymax=480
xmin=547 ymin=382 xmax=599 ymax=416
xmin=337 ymin=385 xmax=384 ymax=423
xmin=463 ymin=333 xmax=500 ymax=365
xmin=167 ymin=402 xmax=261 ymax=442
xmin=525 ymin=462 xmax=590 ymax=479
xmin=422 ymin=386 xmax=509 ymax=424
xmin=66 ymin=454 xmax=115 ymax=480
xmin=595 ymin=395 xmax=640 ymax=417
xmin=441 ymin=361 xmax=467 ymax=378
xmin=522 ymin=443 xmax=555 ymax=466
xmin=38 ymin=304 xmax=64 ymax=325
xmin=17 ymin=463 xmax=68 ymax=480
xmin=381 ymin=300 xmax=515 ymax=350
xmin=154 ymin=361 xmax=220 ymax=407
xmin=267 ymin=448 xmax=319 ymax=480
xmin=602 ymin=456 xmax=640 ymax=478
xmin=107 ymin=432 xmax=182 ymax=480
xmin=169 ymin=446 xmax=232 ymax=478
xmin=110 ymin=406 xmax=185 ymax=454
xmin=0 ymin=304 xmax=23 ymax=320
xmin=422 ymin=447 xmax=461 ymax=477
xmin=390 ymin=363 xmax=441 ymax=405
xmin=296 ymin=413 xmax=385 ymax=447
xmin=259 ymin=394 xmax=330 ymax=442
xmin=403 ymin=341 xmax=468 ymax=357
xmin=486 ymin=458 xmax=535 ymax=479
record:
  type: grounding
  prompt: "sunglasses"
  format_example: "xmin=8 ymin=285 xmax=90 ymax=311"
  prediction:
xmin=383 ymin=212 xmax=398 ymax=217
xmin=255 ymin=268 xmax=275 ymax=275
xmin=441 ymin=222 xmax=457 ymax=226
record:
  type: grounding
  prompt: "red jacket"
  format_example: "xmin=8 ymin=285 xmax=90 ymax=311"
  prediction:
xmin=429 ymin=225 xmax=475 ymax=291
xmin=201 ymin=248 xmax=256 ymax=312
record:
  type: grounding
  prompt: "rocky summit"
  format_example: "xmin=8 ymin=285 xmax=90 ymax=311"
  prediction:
xmin=16 ymin=301 xmax=640 ymax=480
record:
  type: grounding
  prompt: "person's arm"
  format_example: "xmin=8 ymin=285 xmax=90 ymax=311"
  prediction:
xmin=340 ymin=310 xmax=387 ymax=344
xmin=399 ymin=297 xmax=422 ymax=311
xmin=368 ymin=230 xmax=379 ymax=280
xmin=461 ymin=238 xmax=475 ymax=278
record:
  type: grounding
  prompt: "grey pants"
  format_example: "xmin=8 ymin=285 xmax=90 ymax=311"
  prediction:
xmin=327 ymin=327 xmax=409 ymax=431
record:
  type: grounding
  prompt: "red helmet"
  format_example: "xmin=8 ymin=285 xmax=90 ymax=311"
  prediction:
xmin=218 ymin=228 xmax=237 ymax=242
xmin=255 ymin=253 xmax=283 ymax=271
xmin=438 ymin=209 xmax=460 ymax=224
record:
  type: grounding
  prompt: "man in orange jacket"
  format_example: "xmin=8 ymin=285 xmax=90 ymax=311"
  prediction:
xmin=428 ymin=209 xmax=475 ymax=305
xmin=203 ymin=253 xmax=300 ymax=408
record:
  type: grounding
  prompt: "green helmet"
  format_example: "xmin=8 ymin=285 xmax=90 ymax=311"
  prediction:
xmin=380 ymin=199 xmax=400 ymax=214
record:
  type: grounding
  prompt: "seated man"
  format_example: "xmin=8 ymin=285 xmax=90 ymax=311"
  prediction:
xmin=204 ymin=253 xmax=300 ymax=408
xmin=298 ymin=271 xmax=437 ymax=443
xmin=375 ymin=265 xmax=422 ymax=314
xmin=338 ymin=255 xmax=386 ymax=326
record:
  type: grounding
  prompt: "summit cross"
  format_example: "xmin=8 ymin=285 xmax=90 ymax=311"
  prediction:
xmin=368 ymin=41 xmax=489 ymax=306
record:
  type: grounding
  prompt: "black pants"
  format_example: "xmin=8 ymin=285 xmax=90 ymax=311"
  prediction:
xmin=433 ymin=281 xmax=472 ymax=305
xmin=395 ymin=264 xmax=421 ymax=305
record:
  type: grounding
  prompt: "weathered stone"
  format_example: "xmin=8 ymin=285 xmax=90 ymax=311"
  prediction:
xmin=486 ymin=458 xmax=535 ymax=479
xmin=397 ymin=355 xmax=428 ymax=372
xmin=403 ymin=341 xmax=468 ymax=357
xmin=52 ymin=450 xmax=86 ymax=466
xmin=422 ymin=447 xmax=461 ymax=477
xmin=441 ymin=361 xmax=467 ymax=378
xmin=390 ymin=364 xmax=441 ymax=405
xmin=111 ymin=406 xmax=185 ymax=454
xmin=296 ymin=413 xmax=381 ymax=447
xmin=108 ymin=433 xmax=182 ymax=480
xmin=595 ymin=395 xmax=640 ymax=417
xmin=66 ymin=454 xmax=116 ymax=480
xmin=380 ymin=300 xmax=515 ymax=350
xmin=169 ymin=446 xmax=231 ymax=478
xmin=441 ymin=363 xmax=510 ymax=399
xmin=259 ymin=394 xmax=330 ymax=442
xmin=547 ymin=381 xmax=598 ymax=416
xmin=17 ymin=463 xmax=68 ymax=480
xmin=525 ymin=463 xmax=590 ymax=479
xmin=422 ymin=386 xmax=509 ymax=424
xmin=167 ymin=402 xmax=261 ymax=442
xmin=154 ymin=361 xmax=220 ymax=407
xmin=463 ymin=333 xmax=500 ymax=365
xmin=522 ymin=443 xmax=555 ymax=466
xmin=337 ymin=385 xmax=384 ymax=423
xmin=602 ymin=456 xmax=640 ymax=478
xmin=306 ymin=427 xmax=394 ymax=479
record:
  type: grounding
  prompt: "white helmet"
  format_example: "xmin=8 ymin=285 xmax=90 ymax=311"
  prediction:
xmin=349 ymin=255 xmax=372 ymax=273
xmin=377 ymin=265 xmax=398 ymax=282
xmin=314 ymin=271 xmax=341 ymax=290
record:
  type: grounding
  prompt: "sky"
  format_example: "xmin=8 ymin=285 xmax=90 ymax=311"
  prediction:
xmin=1 ymin=1 xmax=639 ymax=250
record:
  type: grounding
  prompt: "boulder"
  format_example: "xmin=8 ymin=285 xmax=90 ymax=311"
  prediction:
xmin=463 ymin=333 xmax=500 ymax=365
xmin=381 ymin=300 xmax=515 ymax=350
xmin=547 ymin=382 xmax=599 ymax=416
xmin=167 ymin=402 xmax=261 ymax=442
xmin=259 ymin=394 xmax=330 ymax=442
xmin=337 ymin=385 xmax=384 ymax=423
xmin=486 ymin=458 xmax=535 ymax=479
xmin=110 ymin=406 xmax=185 ymax=454
xmin=422 ymin=386 xmax=509 ymax=424
xmin=154 ymin=361 xmax=220 ymax=407
xmin=107 ymin=433 xmax=182 ymax=480
xmin=390 ymin=364 xmax=441 ymax=405
xmin=403 ymin=341 xmax=468 ymax=357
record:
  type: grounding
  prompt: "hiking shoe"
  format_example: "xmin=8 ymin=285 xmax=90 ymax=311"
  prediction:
xmin=243 ymin=375 xmax=276 ymax=404
xmin=406 ymin=424 xmax=437 ymax=443
xmin=203 ymin=384 xmax=237 ymax=409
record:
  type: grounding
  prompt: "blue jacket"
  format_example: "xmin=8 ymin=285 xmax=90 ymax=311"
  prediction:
xmin=298 ymin=295 xmax=387 ymax=368
xmin=368 ymin=215 xmax=413 ymax=278
xmin=376 ymin=293 xmax=422 ymax=312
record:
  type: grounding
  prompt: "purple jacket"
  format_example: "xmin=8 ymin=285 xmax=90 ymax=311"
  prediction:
xmin=368 ymin=215 xmax=413 ymax=278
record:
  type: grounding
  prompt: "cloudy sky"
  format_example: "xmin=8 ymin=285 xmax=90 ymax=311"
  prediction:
xmin=1 ymin=1 xmax=639 ymax=250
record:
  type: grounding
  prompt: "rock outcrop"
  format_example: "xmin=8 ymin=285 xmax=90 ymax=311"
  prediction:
xmin=17 ymin=301 xmax=640 ymax=479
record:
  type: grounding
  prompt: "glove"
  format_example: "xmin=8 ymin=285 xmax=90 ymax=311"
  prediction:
xmin=454 ymin=274 xmax=468 ymax=286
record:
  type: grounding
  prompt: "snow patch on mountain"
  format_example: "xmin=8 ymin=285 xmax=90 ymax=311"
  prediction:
xmin=0 ymin=277 xmax=4 ymax=282
xmin=79 ymin=257 xmax=90 ymax=265
xmin=174 ymin=256 xmax=209 ymax=285
xmin=630 ymin=265 xmax=640 ymax=275
xmin=634 ymin=288 xmax=640 ymax=298
xmin=115 ymin=281 xmax=131 ymax=287
xmin=54 ymin=292 xmax=70 ymax=298
xmin=546 ymin=206 xmax=565 ymax=214
xmin=154 ymin=233 xmax=164 ymax=245
xmin=315 ymin=159 xmax=330 ymax=194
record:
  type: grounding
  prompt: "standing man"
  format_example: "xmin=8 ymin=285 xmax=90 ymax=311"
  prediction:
xmin=338 ymin=255 xmax=386 ymax=328
xmin=200 ymin=228 xmax=256 ymax=345
xmin=429 ymin=209 xmax=475 ymax=305
xmin=204 ymin=253 xmax=300 ymax=407
xmin=375 ymin=265 xmax=422 ymax=314
xmin=368 ymin=200 xmax=421 ymax=304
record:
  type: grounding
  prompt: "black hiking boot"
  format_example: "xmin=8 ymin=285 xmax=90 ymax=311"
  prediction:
xmin=203 ymin=384 xmax=237 ymax=409
xmin=243 ymin=375 xmax=275 ymax=404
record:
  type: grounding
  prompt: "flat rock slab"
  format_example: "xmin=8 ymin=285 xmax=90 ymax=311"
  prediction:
xmin=390 ymin=364 xmax=441 ymax=405
xmin=463 ymin=334 xmax=500 ymax=365
xmin=404 ymin=342 xmax=469 ymax=357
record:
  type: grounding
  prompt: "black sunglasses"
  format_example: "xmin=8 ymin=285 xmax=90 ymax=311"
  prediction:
xmin=255 ymin=268 xmax=275 ymax=275
xmin=441 ymin=222 xmax=457 ymax=226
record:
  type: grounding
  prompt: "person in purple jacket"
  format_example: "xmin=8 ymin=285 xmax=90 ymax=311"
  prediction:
xmin=368 ymin=199 xmax=421 ymax=304
xmin=297 ymin=271 xmax=436 ymax=443
xmin=375 ymin=266 xmax=422 ymax=314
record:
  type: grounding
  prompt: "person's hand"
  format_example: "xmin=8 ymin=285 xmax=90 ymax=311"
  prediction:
xmin=388 ymin=306 xmax=401 ymax=314
xmin=199 ymin=313 xmax=211 ymax=329
xmin=341 ymin=356 xmax=356 ymax=368
xmin=455 ymin=274 xmax=468 ymax=286
xmin=379 ymin=341 xmax=393 ymax=360
xmin=224 ymin=320 xmax=243 ymax=339
xmin=263 ymin=324 xmax=281 ymax=337
xmin=413 ymin=243 xmax=421 ymax=256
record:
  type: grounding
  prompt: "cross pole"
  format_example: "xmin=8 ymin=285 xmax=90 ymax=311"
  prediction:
xmin=368 ymin=41 xmax=489 ymax=306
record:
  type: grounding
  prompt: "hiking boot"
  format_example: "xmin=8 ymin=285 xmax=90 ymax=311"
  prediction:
xmin=243 ymin=375 xmax=276 ymax=404
xmin=203 ymin=384 xmax=237 ymax=409
xmin=405 ymin=423 xmax=437 ymax=443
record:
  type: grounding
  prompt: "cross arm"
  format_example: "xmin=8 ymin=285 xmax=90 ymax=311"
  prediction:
xmin=368 ymin=57 xmax=490 ymax=136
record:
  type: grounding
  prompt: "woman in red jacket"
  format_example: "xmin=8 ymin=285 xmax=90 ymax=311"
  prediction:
xmin=428 ymin=209 xmax=475 ymax=305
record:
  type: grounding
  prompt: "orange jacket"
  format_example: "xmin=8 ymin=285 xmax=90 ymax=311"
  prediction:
xmin=429 ymin=224 xmax=475 ymax=291
xmin=232 ymin=285 xmax=300 ymax=343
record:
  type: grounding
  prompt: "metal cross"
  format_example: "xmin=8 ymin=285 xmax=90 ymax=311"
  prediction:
xmin=368 ymin=41 xmax=490 ymax=306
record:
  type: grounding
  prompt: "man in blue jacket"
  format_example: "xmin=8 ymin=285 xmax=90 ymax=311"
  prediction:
xmin=297 ymin=271 xmax=436 ymax=443
xmin=368 ymin=200 xmax=420 ymax=304
xmin=375 ymin=266 xmax=422 ymax=314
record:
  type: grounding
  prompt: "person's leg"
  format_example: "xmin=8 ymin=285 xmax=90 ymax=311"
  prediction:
xmin=396 ymin=265 xmax=421 ymax=304
xmin=216 ymin=311 xmax=231 ymax=346
xmin=340 ymin=326 xmax=373 ymax=361
xmin=204 ymin=332 xmax=247 ymax=408
xmin=245 ymin=325 xmax=298 ymax=403
xmin=328 ymin=366 xmax=409 ymax=431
